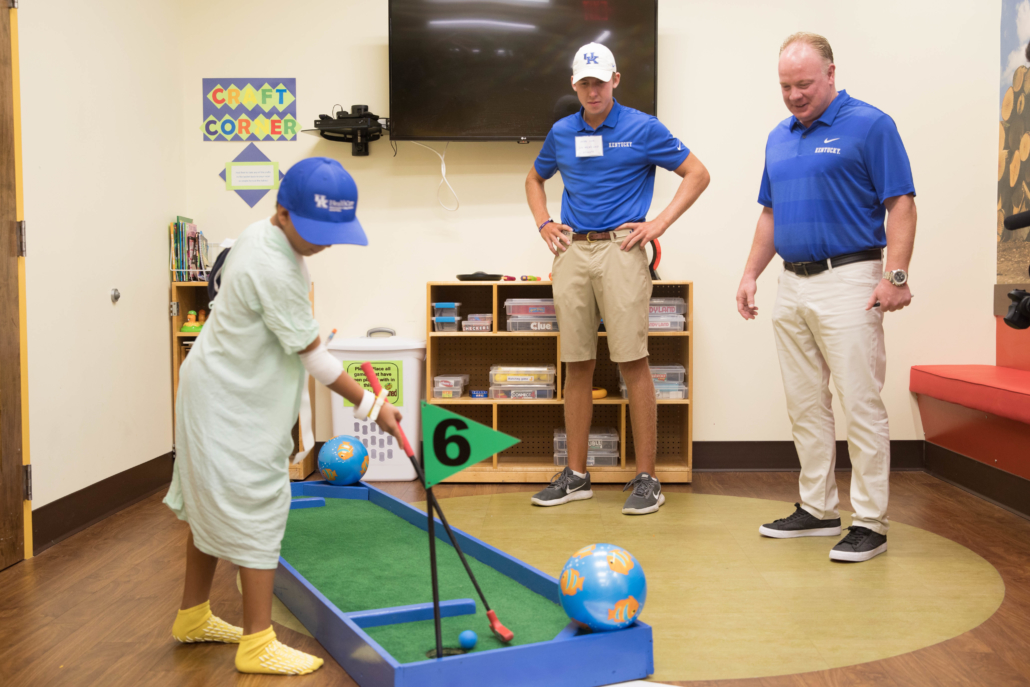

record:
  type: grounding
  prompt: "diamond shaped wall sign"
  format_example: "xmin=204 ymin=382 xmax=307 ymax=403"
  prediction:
xmin=219 ymin=143 xmax=284 ymax=208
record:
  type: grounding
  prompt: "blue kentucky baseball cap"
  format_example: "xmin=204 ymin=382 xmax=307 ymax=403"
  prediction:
xmin=277 ymin=157 xmax=367 ymax=246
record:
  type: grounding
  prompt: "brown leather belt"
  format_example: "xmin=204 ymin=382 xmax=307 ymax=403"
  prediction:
xmin=568 ymin=230 xmax=625 ymax=242
xmin=783 ymin=248 xmax=883 ymax=277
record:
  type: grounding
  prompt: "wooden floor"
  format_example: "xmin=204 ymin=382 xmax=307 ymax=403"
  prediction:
xmin=1 ymin=472 xmax=1029 ymax=686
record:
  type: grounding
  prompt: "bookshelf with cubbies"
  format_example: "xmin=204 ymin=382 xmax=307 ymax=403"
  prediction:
xmin=170 ymin=281 xmax=211 ymax=420
xmin=426 ymin=281 xmax=692 ymax=483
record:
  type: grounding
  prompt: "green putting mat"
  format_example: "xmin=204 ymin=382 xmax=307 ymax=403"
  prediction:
xmin=280 ymin=498 xmax=570 ymax=664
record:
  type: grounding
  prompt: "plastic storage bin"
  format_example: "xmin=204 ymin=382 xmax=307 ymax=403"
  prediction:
xmin=619 ymin=365 xmax=686 ymax=384
xmin=621 ymin=382 xmax=688 ymax=399
xmin=433 ymin=316 xmax=462 ymax=332
xmin=432 ymin=302 xmax=461 ymax=317
xmin=648 ymin=297 xmax=686 ymax=315
xmin=488 ymin=385 xmax=556 ymax=399
xmin=648 ymin=315 xmax=686 ymax=331
xmin=507 ymin=316 xmax=559 ymax=332
xmin=433 ymin=386 xmax=464 ymax=399
xmin=489 ymin=365 xmax=556 ymax=384
xmin=553 ymin=450 xmax=620 ymax=467
xmin=328 ymin=329 xmax=425 ymax=481
xmin=553 ymin=427 xmax=619 ymax=452
xmin=462 ymin=320 xmax=492 ymax=332
xmin=467 ymin=313 xmax=493 ymax=322
xmin=504 ymin=299 xmax=555 ymax=316
xmin=434 ymin=374 xmax=469 ymax=388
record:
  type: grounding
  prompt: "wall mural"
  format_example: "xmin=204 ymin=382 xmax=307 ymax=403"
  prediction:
xmin=999 ymin=0 xmax=1030 ymax=283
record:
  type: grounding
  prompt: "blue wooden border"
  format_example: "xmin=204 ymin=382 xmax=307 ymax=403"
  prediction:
xmin=277 ymin=481 xmax=653 ymax=687
xmin=290 ymin=497 xmax=326 ymax=510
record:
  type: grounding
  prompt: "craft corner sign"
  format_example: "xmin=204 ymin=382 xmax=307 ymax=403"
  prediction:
xmin=202 ymin=78 xmax=298 ymax=142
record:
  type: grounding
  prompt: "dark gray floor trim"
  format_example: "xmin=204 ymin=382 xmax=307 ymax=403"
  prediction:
xmin=32 ymin=452 xmax=174 ymax=555
xmin=693 ymin=440 xmax=924 ymax=472
xmin=924 ymin=442 xmax=1030 ymax=521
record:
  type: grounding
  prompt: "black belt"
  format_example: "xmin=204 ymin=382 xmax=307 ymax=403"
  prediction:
xmin=783 ymin=249 xmax=882 ymax=277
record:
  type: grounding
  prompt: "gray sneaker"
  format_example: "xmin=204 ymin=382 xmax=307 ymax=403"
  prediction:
xmin=830 ymin=526 xmax=887 ymax=562
xmin=531 ymin=467 xmax=593 ymax=507
xmin=622 ymin=473 xmax=665 ymax=515
xmin=759 ymin=503 xmax=842 ymax=538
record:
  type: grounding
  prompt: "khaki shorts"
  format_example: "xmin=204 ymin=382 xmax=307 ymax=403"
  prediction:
xmin=552 ymin=229 xmax=651 ymax=363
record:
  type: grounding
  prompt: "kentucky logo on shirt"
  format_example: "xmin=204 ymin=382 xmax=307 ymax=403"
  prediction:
xmin=609 ymin=141 xmax=633 ymax=148
xmin=814 ymin=146 xmax=841 ymax=154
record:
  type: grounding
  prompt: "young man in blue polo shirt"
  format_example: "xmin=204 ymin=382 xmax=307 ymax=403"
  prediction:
xmin=525 ymin=42 xmax=709 ymax=515
xmin=736 ymin=33 xmax=917 ymax=562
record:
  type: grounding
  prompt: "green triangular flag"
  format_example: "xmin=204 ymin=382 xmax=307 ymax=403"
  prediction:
xmin=421 ymin=401 xmax=520 ymax=488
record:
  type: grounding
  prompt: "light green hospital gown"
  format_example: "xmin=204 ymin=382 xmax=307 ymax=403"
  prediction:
xmin=164 ymin=218 xmax=319 ymax=569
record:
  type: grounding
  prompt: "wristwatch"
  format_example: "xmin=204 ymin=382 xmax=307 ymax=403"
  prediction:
xmin=883 ymin=269 xmax=908 ymax=286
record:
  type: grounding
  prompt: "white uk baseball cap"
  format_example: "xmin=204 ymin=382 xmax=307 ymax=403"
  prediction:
xmin=572 ymin=42 xmax=617 ymax=83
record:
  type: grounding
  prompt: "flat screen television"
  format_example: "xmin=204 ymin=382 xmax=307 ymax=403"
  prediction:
xmin=388 ymin=0 xmax=657 ymax=141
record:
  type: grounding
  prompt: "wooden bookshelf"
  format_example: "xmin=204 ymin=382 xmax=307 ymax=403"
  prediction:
xmin=170 ymin=281 xmax=209 ymax=420
xmin=426 ymin=281 xmax=692 ymax=484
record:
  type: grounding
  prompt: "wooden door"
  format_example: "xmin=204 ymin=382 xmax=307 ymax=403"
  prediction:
xmin=0 ymin=4 xmax=25 ymax=570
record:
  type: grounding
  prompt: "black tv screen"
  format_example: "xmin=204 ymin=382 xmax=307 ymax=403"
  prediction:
xmin=388 ymin=0 xmax=657 ymax=141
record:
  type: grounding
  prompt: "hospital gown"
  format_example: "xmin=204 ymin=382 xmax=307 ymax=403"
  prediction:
xmin=164 ymin=218 xmax=319 ymax=569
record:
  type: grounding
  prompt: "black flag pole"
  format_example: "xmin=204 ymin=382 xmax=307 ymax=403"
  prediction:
xmin=425 ymin=480 xmax=444 ymax=659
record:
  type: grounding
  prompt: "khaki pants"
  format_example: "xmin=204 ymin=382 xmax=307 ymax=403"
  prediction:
xmin=772 ymin=260 xmax=890 ymax=534
xmin=552 ymin=230 xmax=651 ymax=363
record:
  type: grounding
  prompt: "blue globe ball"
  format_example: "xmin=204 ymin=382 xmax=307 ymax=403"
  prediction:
xmin=458 ymin=630 xmax=477 ymax=650
xmin=558 ymin=543 xmax=646 ymax=632
xmin=318 ymin=435 xmax=369 ymax=486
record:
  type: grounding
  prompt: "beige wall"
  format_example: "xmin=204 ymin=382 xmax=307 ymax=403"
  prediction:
xmin=20 ymin=1 xmax=185 ymax=507
xmin=21 ymin=0 xmax=1000 ymax=506
xmin=181 ymin=0 xmax=999 ymax=445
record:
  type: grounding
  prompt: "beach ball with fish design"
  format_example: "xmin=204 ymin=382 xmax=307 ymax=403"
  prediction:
xmin=318 ymin=435 xmax=369 ymax=486
xmin=558 ymin=543 xmax=646 ymax=631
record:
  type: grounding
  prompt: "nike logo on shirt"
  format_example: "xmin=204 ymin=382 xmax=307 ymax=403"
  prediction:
xmin=824 ymin=137 xmax=840 ymax=143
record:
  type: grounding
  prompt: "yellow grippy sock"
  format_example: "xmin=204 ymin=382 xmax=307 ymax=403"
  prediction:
xmin=235 ymin=626 xmax=324 ymax=675
xmin=172 ymin=601 xmax=243 ymax=644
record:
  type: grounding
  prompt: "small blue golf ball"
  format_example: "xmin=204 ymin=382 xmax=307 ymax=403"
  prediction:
xmin=458 ymin=630 xmax=477 ymax=650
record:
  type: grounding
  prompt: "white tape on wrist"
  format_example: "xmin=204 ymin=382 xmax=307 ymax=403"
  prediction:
xmin=368 ymin=389 xmax=390 ymax=422
xmin=353 ymin=389 xmax=375 ymax=419
xmin=299 ymin=345 xmax=343 ymax=387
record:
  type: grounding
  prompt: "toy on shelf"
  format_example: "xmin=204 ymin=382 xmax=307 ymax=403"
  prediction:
xmin=520 ymin=275 xmax=541 ymax=281
xmin=180 ymin=310 xmax=203 ymax=332
xmin=197 ymin=309 xmax=207 ymax=326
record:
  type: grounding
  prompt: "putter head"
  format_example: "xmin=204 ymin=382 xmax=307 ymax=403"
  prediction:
xmin=487 ymin=610 xmax=514 ymax=643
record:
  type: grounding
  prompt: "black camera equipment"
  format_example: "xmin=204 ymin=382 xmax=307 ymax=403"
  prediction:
xmin=1002 ymin=210 xmax=1030 ymax=329
xmin=314 ymin=105 xmax=385 ymax=156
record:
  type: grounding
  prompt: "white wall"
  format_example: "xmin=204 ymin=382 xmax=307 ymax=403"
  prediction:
xmin=21 ymin=0 xmax=1001 ymax=506
xmin=179 ymin=0 xmax=999 ymax=445
xmin=20 ymin=1 xmax=186 ymax=507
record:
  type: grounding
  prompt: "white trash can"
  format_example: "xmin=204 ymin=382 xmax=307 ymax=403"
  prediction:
xmin=327 ymin=328 xmax=425 ymax=481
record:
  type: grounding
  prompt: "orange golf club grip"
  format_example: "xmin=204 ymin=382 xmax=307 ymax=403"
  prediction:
xmin=360 ymin=361 xmax=415 ymax=457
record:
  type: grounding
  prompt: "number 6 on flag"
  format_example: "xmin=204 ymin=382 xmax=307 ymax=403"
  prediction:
xmin=421 ymin=402 xmax=520 ymax=488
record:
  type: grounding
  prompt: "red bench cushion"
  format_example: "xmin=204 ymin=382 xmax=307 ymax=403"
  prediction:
xmin=910 ymin=365 xmax=1030 ymax=426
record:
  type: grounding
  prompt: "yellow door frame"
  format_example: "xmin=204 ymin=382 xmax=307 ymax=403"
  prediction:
xmin=9 ymin=4 xmax=31 ymax=560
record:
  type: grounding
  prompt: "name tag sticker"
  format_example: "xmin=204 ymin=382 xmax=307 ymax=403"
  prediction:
xmin=575 ymin=135 xmax=604 ymax=158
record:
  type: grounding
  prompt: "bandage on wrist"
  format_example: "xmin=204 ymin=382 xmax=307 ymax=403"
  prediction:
xmin=299 ymin=344 xmax=344 ymax=387
xmin=368 ymin=389 xmax=390 ymax=422
xmin=353 ymin=389 xmax=374 ymax=419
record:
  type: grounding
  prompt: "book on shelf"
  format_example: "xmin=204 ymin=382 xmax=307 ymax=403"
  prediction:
xmin=169 ymin=215 xmax=211 ymax=283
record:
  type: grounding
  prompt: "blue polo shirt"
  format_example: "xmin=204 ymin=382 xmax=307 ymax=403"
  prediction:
xmin=758 ymin=90 xmax=915 ymax=263
xmin=535 ymin=100 xmax=691 ymax=233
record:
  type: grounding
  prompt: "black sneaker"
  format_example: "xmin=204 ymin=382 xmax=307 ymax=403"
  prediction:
xmin=758 ymin=503 xmax=842 ymax=538
xmin=830 ymin=526 xmax=888 ymax=562
xmin=530 ymin=467 xmax=593 ymax=507
xmin=621 ymin=473 xmax=665 ymax=515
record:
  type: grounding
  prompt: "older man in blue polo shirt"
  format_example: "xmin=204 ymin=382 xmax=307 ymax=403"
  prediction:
xmin=737 ymin=33 xmax=917 ymax=562
xmin=525 ymin=42 xmax=710 ymax=515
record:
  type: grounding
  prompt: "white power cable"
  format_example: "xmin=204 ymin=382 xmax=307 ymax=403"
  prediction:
xmin=411 ymin=141 xmax=460 ymax=212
